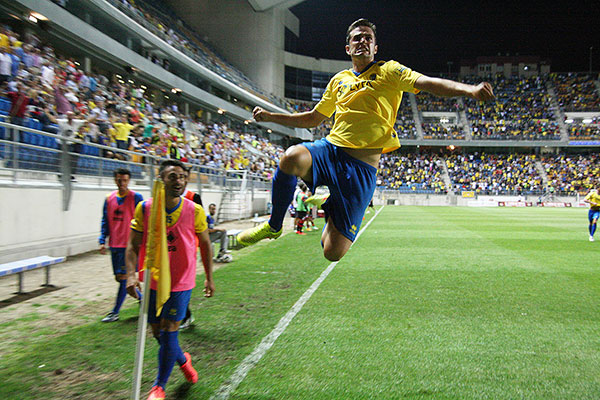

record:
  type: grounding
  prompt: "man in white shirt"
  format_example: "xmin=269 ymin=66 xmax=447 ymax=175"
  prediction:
xmin=0 ymin=47 xmax=12 ymax=85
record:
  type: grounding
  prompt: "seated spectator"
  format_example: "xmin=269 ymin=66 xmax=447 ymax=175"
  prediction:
xmin=206 ymin=203 xmax=231 ymax=263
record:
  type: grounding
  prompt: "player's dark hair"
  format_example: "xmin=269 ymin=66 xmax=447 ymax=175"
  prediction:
xmin=209 ymin=203 xmax=216 ymax=207
xmin=159 ymin=159 xmax=188 ymax=175
xmin=346 ymin=18 xmax=376 ymax=44
xmin=113 ymin=168 xmax=131 ymax=178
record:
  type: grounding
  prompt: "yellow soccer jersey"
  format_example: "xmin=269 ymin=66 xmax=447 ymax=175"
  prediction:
xmin=584 ymin=190 xmax=600 ymax=210
xmin=131 ymin=197 xmax=208 ymax=233
xmin=315 ymin=60 xmax=422 ymax=153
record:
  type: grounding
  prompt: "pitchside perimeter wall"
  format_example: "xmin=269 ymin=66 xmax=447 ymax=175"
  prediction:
xmin=0 ymin=187 xmax=271 ymax=264
xmin=0 ymin=188 xmax=582 ymax=264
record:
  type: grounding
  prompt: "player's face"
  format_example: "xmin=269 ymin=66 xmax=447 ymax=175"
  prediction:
xmin=114 ymin=173 xmax=130 ymax=192
xmin=161 ymin=166 xmax=186 ymax=198
xmin=209 ymin=204 xmax=216 ymax=215
xmin=345 ymin=26 xmax=377 ymax=61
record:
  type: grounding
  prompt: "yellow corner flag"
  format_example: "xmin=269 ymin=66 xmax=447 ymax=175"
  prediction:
xmin=143 ymin=179 xmax=171 ymax=317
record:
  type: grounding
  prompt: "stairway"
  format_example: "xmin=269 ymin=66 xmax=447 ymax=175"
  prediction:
xmin=217 ymin=190 xmax=249 ymax=222
xmin=438 ymin=156 xmax=454 ymax=194
xmin=457 ymin=98 xmax=473 ymax=140
xmin=534 ymin=160 xmax=548 ymax=187
xmin=545 ymin=82 xmax=569 ymax=141
xmin=409 ymin=93 xmax=424 ymax=139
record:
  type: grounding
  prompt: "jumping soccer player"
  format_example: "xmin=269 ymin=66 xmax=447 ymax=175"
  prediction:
xmin=584 ymin=187 xmax=600 ymax=241
xmin=99 ymin=168 xmax=143 ymax=322
xmin=125 ymin=160 xmax=215 ymax=400
xmin=237 ymin=18 xmax=495 ymax=261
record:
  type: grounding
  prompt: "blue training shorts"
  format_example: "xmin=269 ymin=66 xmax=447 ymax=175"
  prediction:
xmin=302 ymin=138 xmax=377 ymax=242
xmin=589 ymin=209 xmax=600 ymax=222
xmin=110 ymin=247 xmax=126 ymax=275
xmin=147 ymin=289 xmax=192 ymax=324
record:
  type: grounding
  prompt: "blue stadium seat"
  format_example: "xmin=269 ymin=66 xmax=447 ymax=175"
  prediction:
xmin=0 ymin=98 xmax=10 ymax=113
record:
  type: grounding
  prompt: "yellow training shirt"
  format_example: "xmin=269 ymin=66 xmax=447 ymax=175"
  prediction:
xmin=131 ymin=197 xmax=208 ymax=233
xmin=584 ymin=190 xmax=600 ymax=210
xmin=315 ymin=60 xmax=422 ymax=153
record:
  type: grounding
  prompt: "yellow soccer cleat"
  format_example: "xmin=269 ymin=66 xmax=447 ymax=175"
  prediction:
xmin=237 ymin=221 xmax=282 ymax=247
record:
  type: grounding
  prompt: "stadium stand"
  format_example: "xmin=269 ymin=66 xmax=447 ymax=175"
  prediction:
xmin=551 ymin=73 xmax=600 ymax=112
xmin=542 ymin=153 xmax=600 ymax=195
xmin=2 ymin=12 xmax=600 ymax=199
xmin=446 ymin=153 xmax=544 ymax=195
xmin=378 ymin=152 xmax=446 ymax=193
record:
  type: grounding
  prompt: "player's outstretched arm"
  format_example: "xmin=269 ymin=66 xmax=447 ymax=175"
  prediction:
xmin=197 ymin=229 xmax=215 ymax=297
xmin=253 ymin=106 xmax=328 ymax=128
xmin=125 ymin=229 xmax=143 ymax=299
xmin=414 ymin=75 xmax=495 ymax=101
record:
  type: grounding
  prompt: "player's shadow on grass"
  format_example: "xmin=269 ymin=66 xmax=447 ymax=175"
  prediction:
xmin=122 ymin=315 xmax=140 ymax=324
xmin=0 ymin=285 xmax=63 ymax=309
xmin=172 ymin=382 xmax=193 ymax=399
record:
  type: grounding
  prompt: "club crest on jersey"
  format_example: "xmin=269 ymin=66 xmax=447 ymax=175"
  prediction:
xmin=167 ymin=232 xmax=176 ymax=243
xmin=113 ymin=208 xmax=124 ymax=221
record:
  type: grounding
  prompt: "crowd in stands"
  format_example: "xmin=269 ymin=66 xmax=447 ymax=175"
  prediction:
xmin=471 ymin=120 xmax=561 ymax=140
xmin=49 ymin=0 xmax=600 ymax=143
xmin=394 ymin=96 xmax=417 ymax=139
xmin=542 ymin=154 xmax=600 ymax=194
xmin=446 ymin=153 xmax=543 ymax=194
xmin=422 ymin=123 xmax=465 ymax=140
xmin=567 ymin=119 xmax=600 ymax=140
xmin=378 ymin=152 xmax=446 ymax=193
xmin=416 ymin=91 xmax=462 ymax=112
xmin=0 ymin=24 xmax=283 ymax=179
xmin=464 ymin=75 xmax=560 ymax=140
xmin=55 ymin=0 xmax=292 ymax=111
xmin=551 ymin=73 xmax=600 ymax=112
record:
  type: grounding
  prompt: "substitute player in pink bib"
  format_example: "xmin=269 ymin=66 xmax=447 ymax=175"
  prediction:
xmin=99 ymin=168 xmax=143 ymax=323
xmin=125 ymin=160 xmax=215 ymax=400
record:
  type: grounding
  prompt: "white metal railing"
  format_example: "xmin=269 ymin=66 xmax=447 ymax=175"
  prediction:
xmin=0 ymin=121 xmax=271 ymax=207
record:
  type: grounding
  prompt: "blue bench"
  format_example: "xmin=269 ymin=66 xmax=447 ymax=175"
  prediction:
xmin=0 ymin=256 xmax=66 ymax=294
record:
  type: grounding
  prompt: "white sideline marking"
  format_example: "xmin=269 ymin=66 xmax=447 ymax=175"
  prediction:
xmin=210 ymin=206 xmax=385 ymax=400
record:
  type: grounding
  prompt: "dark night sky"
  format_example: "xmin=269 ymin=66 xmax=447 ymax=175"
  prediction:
xmin=290 ymin=0 xmax=600 ymax=74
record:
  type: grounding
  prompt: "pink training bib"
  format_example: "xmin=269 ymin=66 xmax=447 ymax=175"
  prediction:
xmin=107 ymin=191 xmax=136 ymax=248
xmin=141 ymin=198 xmax=197 ymax=292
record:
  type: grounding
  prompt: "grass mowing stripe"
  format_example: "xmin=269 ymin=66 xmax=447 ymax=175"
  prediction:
xmin=210 ymin=206 xmax=385 ymax=400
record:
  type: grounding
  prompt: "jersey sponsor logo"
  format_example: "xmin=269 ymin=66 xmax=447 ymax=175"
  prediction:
xmin=337 ymin=79 xmax=374 ymax=97
xmin=113 ymin=208 xmax=124 ymax=221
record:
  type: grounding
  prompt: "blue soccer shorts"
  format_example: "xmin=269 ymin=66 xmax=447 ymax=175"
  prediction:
xmin=301 ymin=138 xmax=377 ymax=242
xmin=110 ymin=247 xmax=127 ymax=275
xmin=589 ymin=209 xmax=600 ymax=222
xmin=147 ymin=289 xmax=192 ymax=324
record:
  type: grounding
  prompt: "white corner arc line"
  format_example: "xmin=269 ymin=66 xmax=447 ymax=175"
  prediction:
xmin=210 ymin=206 xmax=385 ymax=400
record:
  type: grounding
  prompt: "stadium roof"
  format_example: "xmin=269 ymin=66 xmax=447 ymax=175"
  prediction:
xmin=247 ymin=0 xmax=305 ymax=11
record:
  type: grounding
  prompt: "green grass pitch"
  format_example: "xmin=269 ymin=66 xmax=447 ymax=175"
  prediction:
xmin=1 ymin=206 xmax=599 ymax=399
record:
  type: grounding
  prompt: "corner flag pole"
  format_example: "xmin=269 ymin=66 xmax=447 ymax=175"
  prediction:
xmin=131 ymin=268 xmax=151 ymax=400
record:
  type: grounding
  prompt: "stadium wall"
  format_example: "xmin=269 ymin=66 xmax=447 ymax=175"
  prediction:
xmin=283 ymin=52 xmax=351 ymax=75
xmin=0 ymin=187 xmax=269 ymax=264
xmin=166 ymin=0 xmax=293 ymax=97
xmin=375 ymin=193 xmax=580 ymax=207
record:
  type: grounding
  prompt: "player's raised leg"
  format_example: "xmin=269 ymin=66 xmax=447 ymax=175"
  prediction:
xmin=321 ymin=217 xmax=353 ymax=261
xmin=237 ymin=145 xmax=313 ymax=246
